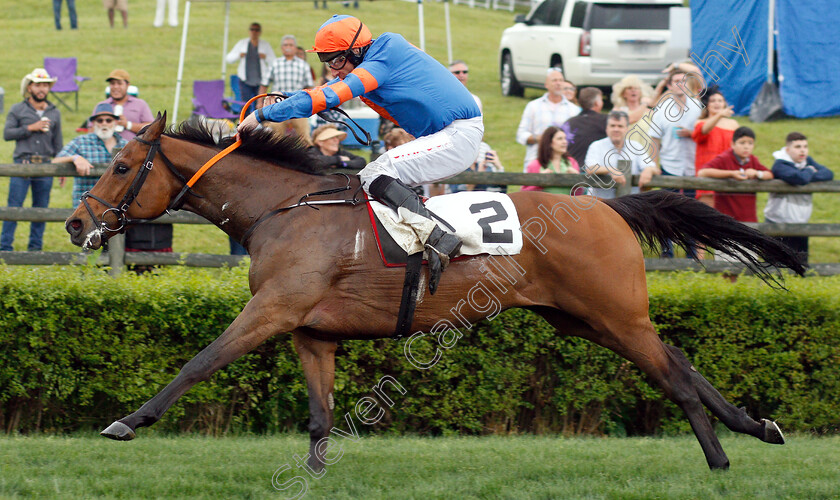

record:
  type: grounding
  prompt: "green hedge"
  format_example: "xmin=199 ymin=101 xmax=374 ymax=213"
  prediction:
xmin=1 ymin=265 xmax=839 ymax=436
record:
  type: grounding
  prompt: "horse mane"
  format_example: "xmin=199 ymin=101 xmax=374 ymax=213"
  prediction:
xmin=163 ymin=120 xmax=326 ymax=175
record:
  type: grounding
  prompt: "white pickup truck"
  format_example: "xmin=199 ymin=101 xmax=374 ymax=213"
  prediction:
xmin=499 ymin=0 xmax=689 ymax=96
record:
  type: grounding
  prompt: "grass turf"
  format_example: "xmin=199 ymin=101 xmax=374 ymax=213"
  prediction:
xmin=2 ymin=434 xmax=839 ymax=499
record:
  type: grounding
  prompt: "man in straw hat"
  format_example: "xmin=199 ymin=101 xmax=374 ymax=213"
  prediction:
xmin=2 ymin=68 xmax=63 ymax=252
xmin=239 ymin=15 xmax=483 ymax=294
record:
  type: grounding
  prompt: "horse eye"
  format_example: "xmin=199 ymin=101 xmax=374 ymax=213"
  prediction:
xmin=115 ymin=163 xmax=130 ymax=175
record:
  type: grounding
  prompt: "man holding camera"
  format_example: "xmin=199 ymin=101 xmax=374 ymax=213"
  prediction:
xmin=2 ymin=68 xmax=63 ymax=251
xmin=94 ymin=69 xmax=153 ymax=140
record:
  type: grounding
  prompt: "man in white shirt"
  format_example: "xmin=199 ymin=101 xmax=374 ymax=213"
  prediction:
xmin=225 ymin=22 xmax=276 ymax=107
xmin=649 ymin=69 xmax=704 ymax=178
xmin=648 ymin=68 xmax=704 ymax=257
xmin=584 ymin=110 xmax=659 ymax=199
xmin=516 ymin=67 xmax=581 ymax=170
xmin=448 ymin=60 xmax=482 ymax=112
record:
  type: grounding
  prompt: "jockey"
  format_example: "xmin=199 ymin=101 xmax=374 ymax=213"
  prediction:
xmin=238 ymin=15 xmax=483 ymax=294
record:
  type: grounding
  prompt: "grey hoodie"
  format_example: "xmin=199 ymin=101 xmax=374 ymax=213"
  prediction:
xmin=763 ymin=148 xmax=817 ymax=223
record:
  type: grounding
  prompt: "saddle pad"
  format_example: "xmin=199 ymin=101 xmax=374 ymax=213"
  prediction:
xmin=367 ymin=191 xmax=523 ymax=267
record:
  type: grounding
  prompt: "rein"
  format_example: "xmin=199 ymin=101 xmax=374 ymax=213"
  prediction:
xmin=80 ymin=94 xmax=371 ymax=246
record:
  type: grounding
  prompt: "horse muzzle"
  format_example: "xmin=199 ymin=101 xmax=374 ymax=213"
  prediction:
xmin=65 ymin=216 xmax=104 ymax=250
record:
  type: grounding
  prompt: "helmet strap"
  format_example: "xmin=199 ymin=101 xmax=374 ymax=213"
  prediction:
xmin=344 ymin=21 xmax=366 ymax=66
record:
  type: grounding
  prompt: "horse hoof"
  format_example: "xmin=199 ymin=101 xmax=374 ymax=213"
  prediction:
xmin=709 ymin=459 xmax=730 ymax=471
xmin=101 ymin=421 xmax=136 ymax=441
xmin=761 ymin=419 xmax=785 ymax=445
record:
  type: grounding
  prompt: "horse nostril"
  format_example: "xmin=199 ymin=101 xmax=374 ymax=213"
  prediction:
xmin=66 ymin=219 xmax=83 ymax=235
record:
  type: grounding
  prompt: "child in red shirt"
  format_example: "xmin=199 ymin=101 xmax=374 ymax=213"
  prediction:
xmin=697 ymin=127 xmax=774 ymax=222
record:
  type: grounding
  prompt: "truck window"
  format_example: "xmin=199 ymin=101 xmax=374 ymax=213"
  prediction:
xmin=529 ymin=0 xmax=564 ymax=26
xmin=570 ymin=1 xmax=587 ymax=28
xmin=588 ymin=3 xmax=672 ymax=30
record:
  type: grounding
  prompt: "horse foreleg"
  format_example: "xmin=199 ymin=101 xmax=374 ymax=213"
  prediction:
xmin=292 ymin=331 xmax=337 ymax=473
xmin=101 ymin=293 xmax=294 ymax=440
xmin=664 ymin=345 xmax=785 ymax=445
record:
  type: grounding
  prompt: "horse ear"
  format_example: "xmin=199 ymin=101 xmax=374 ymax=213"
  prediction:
xmin=140 ymin=111 xmax=168 ymax=140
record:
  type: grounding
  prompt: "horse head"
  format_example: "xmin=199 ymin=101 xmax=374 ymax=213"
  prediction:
xmin=65 ymin=112 xmax=182 ymax=250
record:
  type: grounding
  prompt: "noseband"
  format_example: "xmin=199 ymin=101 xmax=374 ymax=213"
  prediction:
xmin=79 ymin=136 xmax=191 ymax=234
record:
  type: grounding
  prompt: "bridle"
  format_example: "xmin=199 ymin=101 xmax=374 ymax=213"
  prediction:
xmin=77 ymin=93 xmax=372 ymax=244
xmin=79 ymin=135 xmax=192 ymax=234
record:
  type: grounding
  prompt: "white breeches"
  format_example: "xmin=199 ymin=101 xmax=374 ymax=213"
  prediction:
xmin=359 ymin=116 xmax=484 ymax=193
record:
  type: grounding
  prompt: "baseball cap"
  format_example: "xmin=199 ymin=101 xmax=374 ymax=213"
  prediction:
xmin=106 ymin=69 xmax=131 ymax=82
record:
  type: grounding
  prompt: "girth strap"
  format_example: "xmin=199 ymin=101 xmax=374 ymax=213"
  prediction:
xmin=394 ymin=252 xmax=423 ymax=340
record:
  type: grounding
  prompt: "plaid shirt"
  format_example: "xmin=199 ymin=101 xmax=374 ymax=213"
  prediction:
xmin=261 ymin=56 xmax=314 ymax=93
xmin=57 ymin=133 xmax=128 ymax=207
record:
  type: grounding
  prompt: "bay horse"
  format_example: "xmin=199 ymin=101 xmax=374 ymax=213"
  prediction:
xmin=66 ymin=113 xmax=804 ymax=471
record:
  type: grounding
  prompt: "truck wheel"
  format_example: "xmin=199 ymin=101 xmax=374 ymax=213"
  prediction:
xmin=501 ymin=53 xmax=524 ymax=97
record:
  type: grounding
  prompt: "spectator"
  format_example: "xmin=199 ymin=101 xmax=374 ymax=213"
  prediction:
xmin=449 ymin=143 xmax=507 ymax=194
xmin=611 ymin=74 xmax=654 ymax=126
xmin=516 ymin=67 xmax=581 ymax=170
xmin=225 ymin=23 xmax=276 ymax=108
xmin=649 ymin=68 xmax=704 ymax=258
xmin=522 ymin=126 xmax=579 ymax=195
xmin=93 ymin=75 xmax=172 ymax=259
xmin=95 ymin=69 xmax=153 ymax=141
xmin=260 ymin=35 xmax=315 ymax=145
xmin=448 ymin=60 xmax=482 ymax=112
xmin=52 ymin=103 xmax=127 ymax=208
xmin=309 ymin=124 xmax=366 ymax=169
xmin=153 ymin=0 xmax=178 ymax=27
xmin=561 ymin=80 xmax=578 ymax=105
xmin=764 ymin=132 xmax=833 ymax=265
xmin=563 ymin=87 xmax=607 ymax=167
xmin=2 ymin=68 xmax=63 ymax=252
xmin=691 ymin=89 xmax=737 ymax=210
xmin=104 ymin=0 xmax=128 ymax=28
xmin=53 ymin=0 xmax=78 ymax=30
xmin=697 ymin=127 xmax=773 ymax=222
xmin=583 ymin=110 xmax=659 ymax=199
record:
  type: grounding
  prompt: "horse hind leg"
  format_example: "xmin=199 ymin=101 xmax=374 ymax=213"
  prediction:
xmin=532 ymin=308 xmax=731 ymax=469
xmin=664 ymin=344 xmax=785 ymax=445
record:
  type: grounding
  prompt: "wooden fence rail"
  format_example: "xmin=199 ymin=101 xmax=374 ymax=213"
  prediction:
xmin=3 ymin=163 xmax=839 ymax=273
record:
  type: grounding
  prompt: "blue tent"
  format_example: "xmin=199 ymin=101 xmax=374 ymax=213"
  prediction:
xmin=691 ymin=0 xmax=840 ymax=118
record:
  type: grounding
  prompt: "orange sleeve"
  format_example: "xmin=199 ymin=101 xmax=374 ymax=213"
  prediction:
xmin=351 ymin=68 xmax=379 ymax=93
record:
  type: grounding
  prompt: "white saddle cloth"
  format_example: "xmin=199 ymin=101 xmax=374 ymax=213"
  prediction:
xmin=370 ymin=191 xmax=523 ymax=257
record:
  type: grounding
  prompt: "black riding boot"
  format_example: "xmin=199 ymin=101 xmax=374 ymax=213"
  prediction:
xmin=368 ymin=176 xmax=462 ymax=294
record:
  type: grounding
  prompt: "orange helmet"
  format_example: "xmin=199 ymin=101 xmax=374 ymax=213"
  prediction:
xmin=308 ymin=15 xmax=372 ymax=53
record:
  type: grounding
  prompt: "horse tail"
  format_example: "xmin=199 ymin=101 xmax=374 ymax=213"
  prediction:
xmin=602 ymin=190 xmax=806 ymax=286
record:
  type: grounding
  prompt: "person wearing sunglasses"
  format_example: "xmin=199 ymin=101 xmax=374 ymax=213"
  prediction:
xmin=448 ymin=60 xmax=481 ymax=112
xmin=239 ymin=15 xmax=483 ymax=295
xmin=225 ymin=22 xmax=276 ymax=107
xmin=53 ymin=103 xmax=127 ymax=208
